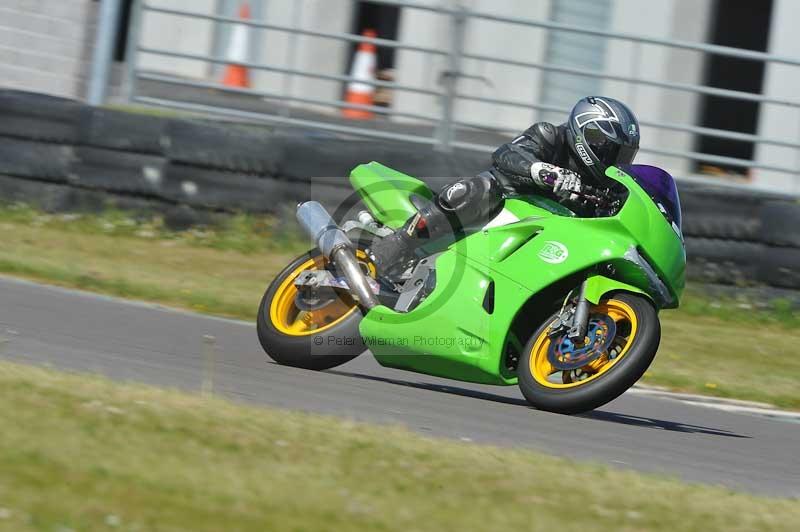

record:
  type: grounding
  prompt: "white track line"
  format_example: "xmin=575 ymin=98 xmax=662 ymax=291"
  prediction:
xmin=629 ymin=386 xmax=800 ymax=421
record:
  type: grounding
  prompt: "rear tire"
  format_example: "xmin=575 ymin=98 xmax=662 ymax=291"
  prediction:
xmin=256 ymin=248 xmax=372 ymax=371
xmin=518 ymin=293 xmax=660 ymax=414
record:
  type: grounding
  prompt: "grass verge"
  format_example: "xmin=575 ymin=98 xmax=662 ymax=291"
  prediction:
xmin=0 ymin=205 xmax=797 ymax=408
xmin=0 ymin=361 xmax=797 ymax=531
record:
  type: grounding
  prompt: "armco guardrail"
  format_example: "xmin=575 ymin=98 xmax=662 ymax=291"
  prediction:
xmin=0 ymin=90 xmax=799 ymax=289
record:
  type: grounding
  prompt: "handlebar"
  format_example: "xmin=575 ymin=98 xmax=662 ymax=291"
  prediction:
xmin=535 ymin=169 xmax=615 ymax=210
xmin=579 ymin=184 xmax=606 ymax=203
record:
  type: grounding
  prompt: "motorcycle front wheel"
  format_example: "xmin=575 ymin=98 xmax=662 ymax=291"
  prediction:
xmin=518 ymin=292 xmax=660 ymax=414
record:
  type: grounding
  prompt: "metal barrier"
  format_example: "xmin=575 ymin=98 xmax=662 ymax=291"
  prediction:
xmin=124 ymin=0 xmax=800 ymax=190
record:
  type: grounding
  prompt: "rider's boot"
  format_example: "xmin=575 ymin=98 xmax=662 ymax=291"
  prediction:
xmin=369 ymin=200 xmax=453 ymax=280
xmin=370 ymin=173 xmax=504 ymax=280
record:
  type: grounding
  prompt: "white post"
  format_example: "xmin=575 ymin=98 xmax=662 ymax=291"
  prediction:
xmin=88 ymin=0 xmax=124 ymax=106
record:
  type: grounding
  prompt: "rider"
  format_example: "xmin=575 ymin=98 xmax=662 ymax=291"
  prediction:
xmin=369 ymin=96 xmax=641 ymax=277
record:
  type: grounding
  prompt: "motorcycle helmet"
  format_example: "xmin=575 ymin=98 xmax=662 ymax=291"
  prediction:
xmin=566 ymin=96 xmax=640 ymax=181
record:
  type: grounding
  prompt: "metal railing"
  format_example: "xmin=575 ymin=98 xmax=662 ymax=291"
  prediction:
xmin=124 ymin=0 xmax=800 ymax=191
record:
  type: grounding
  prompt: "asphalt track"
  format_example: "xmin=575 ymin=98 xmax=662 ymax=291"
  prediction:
xmin=1 ymin=276 xmax=798 ymax=497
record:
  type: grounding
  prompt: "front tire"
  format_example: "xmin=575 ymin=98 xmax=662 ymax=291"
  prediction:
xmin=518 ymin=293 xmax=660 ymax=414
xmin=257 ymin=248 xmax=374 ymax=371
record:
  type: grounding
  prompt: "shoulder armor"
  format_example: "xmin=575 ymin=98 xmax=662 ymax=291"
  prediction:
xmin=530 ymin=122 xmax=558 ymax=147
xmin=515 ymin=122 xmax=559 ymax=151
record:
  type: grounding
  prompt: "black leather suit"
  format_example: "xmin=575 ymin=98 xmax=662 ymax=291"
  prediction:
xmin=369 ymin=122 xmax=592 ymax=275
xmin=435 ymin=122 xmax=586 ymax=229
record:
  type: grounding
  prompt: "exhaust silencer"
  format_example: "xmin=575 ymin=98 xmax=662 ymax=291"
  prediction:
xmin=296 ymin=201 xmax=379 ymax=309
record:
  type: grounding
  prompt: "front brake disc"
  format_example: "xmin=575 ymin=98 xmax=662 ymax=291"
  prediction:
xmin=547 ymin=314 xmax=617 ymax=371
xmin=294 ymin=287 xmax=337 ymax=311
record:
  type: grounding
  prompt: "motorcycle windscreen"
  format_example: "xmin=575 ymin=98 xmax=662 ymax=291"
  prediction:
xmin=617 ymin=164 xmax=682 ymax=231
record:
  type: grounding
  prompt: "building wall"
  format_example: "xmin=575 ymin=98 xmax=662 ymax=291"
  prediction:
xmin=755 ymin=0 xmax=800 ymax=194
xmin=538 ymin=0 xmax=613 ymax=125
xmin=390 ymin=0 xmax=451 ymax=124
xmin=138 ymin=0 xmax=218 ymax=79
xmin=602 ymin=0 xmax=713 ymax=175
xmin=0 ymin=0 xmax=98 ymax=99
xmin=456 ymin=0 xmax=552 ymax=132
xmin=138 ymin=0 xmax=353 ymax=109
xmin=3 ymin=1 xmax=793 ymax=190
xmin=393 ymin=0 xmax=714 ymax=171
xmin=276 ymin=0 xmax=352 ymax=110
xmin=392 ymin=0 xmax=552 ymax=132
xmin=653 ymin=0 xmax=714 ymax=176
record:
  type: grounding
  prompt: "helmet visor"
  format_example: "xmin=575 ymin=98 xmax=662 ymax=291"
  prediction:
xmin=584 ymin=123 xmax=638 ymax=166
xmin=615 ymin=145 xmax=638 ymax=165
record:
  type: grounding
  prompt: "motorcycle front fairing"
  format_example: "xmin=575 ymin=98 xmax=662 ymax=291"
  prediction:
xmin=354 ymin=164 xmax=686 ymax=386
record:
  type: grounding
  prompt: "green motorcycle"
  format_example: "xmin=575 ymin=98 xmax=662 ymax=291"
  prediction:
xmin=257 ymin=162 xmax=685 ymax=414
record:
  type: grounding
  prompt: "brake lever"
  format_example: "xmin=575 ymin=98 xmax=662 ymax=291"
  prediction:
xmin=573 ymin=186 xmax=618 ymax=215
xmin=578 ymin=186 xmax=606 ymax=204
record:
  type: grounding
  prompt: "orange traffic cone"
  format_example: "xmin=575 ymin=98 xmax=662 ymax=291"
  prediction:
xmin=342 ymin=29 xmax=378 ymax=120
xmin=222 ymin=3 xmax=251 ymax=89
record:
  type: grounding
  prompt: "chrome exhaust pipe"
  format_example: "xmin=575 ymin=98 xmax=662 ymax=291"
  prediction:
xmin=296 ymin=201 xmax=379 ymax=310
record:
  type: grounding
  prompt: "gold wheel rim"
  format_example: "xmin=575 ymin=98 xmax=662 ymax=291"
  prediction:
xmin=528 ymin=299 xmax=639 ymax=389
xmin=268 ymin=251 xmax=375 ymax=337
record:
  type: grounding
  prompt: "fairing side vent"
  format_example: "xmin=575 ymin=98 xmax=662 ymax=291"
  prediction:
xmin=494 ymin=229 xmax=543 ymax=262
xmin=482 ymin=281 xmax=495 ymax=314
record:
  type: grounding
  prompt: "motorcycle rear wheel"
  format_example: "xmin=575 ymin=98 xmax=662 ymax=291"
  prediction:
xmin=518 ymin=292 xmax=660 ymax=414
xmin=257 ymin=247 xmax=375 ymax=371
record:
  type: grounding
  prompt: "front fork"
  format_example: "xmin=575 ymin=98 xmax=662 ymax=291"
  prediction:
xmin=568 ymin=279 xmax=591 ymax=341
xmin=553 ymin=274 xmax=650 ymax=340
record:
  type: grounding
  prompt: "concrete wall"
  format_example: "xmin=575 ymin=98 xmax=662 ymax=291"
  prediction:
xmin=754 ymin=0 xmax=800 ymax=194
xmin=392 ymin=0 xmax=552 ymax=132
xmin=603 ymin=0 xmax=713 ymax=175
xmin=538 ymin=0 xmax=612 ymax=124
xmin=652 ymin=0 xmax=713 ymax=176
xmin=139 ymin=0 xmax=217 ymax=79
xmin=392 ymin=0 xmax=714 ymax=169
xmin=3 ymin=0 xmax=794 ymax=191
xmin=390 ymin=0 xmax=451 ymax=124
xmin=456 ymin=0 xmax=551 ymax=132
xmin=265 ymin=0 xmax=352 ymax=110
xmin=138 ymin=0 xmax=353 ymax=109
xmin=0 ymin=0 xmax=98 ymax=99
